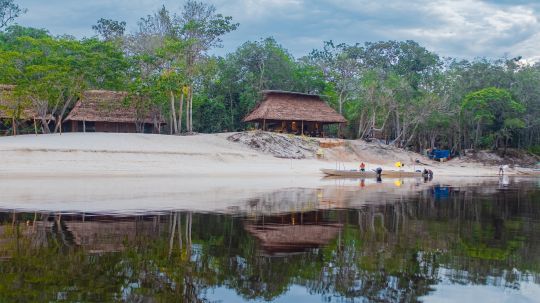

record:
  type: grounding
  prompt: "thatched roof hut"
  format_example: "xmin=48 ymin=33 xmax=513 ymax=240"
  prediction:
xmin=244 ymin=90 xmax=346 ymax=124
xmin=243 ymin=91 xmax=346 ymax=136
xmin=65 ymin=90 xmax=155 ymax=124
xmin=65 ymin=90 xmax=162 ymax=133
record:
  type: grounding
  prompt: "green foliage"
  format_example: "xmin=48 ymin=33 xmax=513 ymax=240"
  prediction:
xmin=194 ymin=96 xmax=227 ymax=132
xmin=0 ymin=27 xmax=128 ymax=133
xmin=0 ymin=7 xmax=539 ymax=150
xmin=462 ymin=87 xmax=525 ymax=148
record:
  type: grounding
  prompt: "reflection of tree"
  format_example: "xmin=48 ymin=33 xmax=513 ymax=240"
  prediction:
xmin=0 ymin=181 xmax=538 ymax=301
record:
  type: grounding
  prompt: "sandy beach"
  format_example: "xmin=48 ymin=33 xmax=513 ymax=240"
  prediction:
xmin=0 ymin=132 xmax=532 ymax=214
xmin=0 ymin=132 xmax=520 ymax=178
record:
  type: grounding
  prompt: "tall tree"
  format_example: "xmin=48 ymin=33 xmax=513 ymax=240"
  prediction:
xmin=92 ymin=18 xmax=126 ymax=42
xmin=0 ymin=30 xmax=128 ymax=133
xmin=462 ymin=87 xmax=525 ymax=150
xmin=176 ymin=0 xmax=238 ymax=133
xmin=0 ymin=0 xmax=25 ymax=30
xmin=309 ymin=41 xmax=363 ymax=116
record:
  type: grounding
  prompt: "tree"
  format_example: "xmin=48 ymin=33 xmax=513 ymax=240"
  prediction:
xmin=124 ymin=6 xmax=176 ymax=133
xmin=92 ymin=18 xmax=126 ymax=42
xmin=0 ymin=30 xmax=128 ymax=133
xmin=176 ymin=0 xmax=239 ymax=133
xmin=309 ymin=41 xmax=363 ymax=116
xmin=462 ymin=87 xmax=525 ymax=150
xmin=0 ymin=0 xmax=25 ymax=30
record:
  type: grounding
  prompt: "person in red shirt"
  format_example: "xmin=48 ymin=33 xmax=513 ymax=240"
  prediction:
xmin=360 ymin=162 xmax=366 ymax=172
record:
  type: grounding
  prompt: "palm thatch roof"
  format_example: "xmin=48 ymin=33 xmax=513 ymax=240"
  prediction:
xmin=0 ymin=84 xmax=52 ymax=120
xmin=243 ymin=90 xmax=346 ymax=124
xmin=65 ymin=90 xmax=159 ymax=124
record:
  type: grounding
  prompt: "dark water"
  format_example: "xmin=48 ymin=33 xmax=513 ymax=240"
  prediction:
xmin=0 ymin=178 xmax=539 ymax=302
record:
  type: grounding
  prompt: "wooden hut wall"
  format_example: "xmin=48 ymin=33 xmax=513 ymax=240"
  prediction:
xmin=67 ymin=120 xmax=155 ymax=133
xmin=71 ymin=121 xmax=139 ymax=133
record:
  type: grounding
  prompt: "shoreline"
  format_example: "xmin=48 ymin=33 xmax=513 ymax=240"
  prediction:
xmin=0 ymin=132 xmax=537 ymax=178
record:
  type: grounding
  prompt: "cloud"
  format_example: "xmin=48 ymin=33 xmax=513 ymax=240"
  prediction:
xmin=14 ymin=0 xmax=540 ymax=61
xmin=392 ymin=0 xmax=539 ymax=58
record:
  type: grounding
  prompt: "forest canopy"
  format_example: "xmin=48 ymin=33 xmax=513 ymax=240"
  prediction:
xmin=0 ymin=1 xmax=539 ymax=154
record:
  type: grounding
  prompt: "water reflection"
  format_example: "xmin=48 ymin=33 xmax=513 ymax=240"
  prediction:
xmin=0 ymin=179 xmax=538 ymax=302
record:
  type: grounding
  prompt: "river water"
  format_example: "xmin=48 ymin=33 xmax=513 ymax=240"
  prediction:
xmin=0 ymin=177 xmax=539 ymax=302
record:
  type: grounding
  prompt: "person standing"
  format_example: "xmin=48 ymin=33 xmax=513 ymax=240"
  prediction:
xmin=360 ymin=162 xmax=366 ymax=172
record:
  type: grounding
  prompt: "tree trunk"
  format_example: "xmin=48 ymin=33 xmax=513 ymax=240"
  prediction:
xmin=169 ymin=113 xmax=173 ymax=135
xmin=178 ymin=92 xmax=184 ymax=134
xmin=504 ymin=135 xmax=509 ymax=157
xmin=186 ymin=86 xmax=191 ymax=133
xmin=53 ymin=96 xmax=75 ymax=134
xmin=168 ymin=212 xmax=177 ymax=258
xmin=474 ymin=120 xmax=481 ymax=149
xmin=338 ymin=90 xmax=344 ymax=137
xmin=12 ymin=116 xmax=16 ymax=136
xmin=189 ymin=86 xmax=194 ymax=133
xmin=403 ymin=121 xmax=421 ymax=148
xmin=357 ymin=109 xmax=365 ymax=139
xmin=40 ymin=118 xmax=50 ymax=134
xmin=170 ymin=91 xmax=178 ymax=134
xmin=394 ymin=110 xmax=400 ymax=147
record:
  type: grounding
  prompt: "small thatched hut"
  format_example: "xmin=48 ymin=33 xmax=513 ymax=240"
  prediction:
xmin=65 ymin=90 xmax=162 ymax=133
xmin=243 ymin=90 xmax=346 ymax=137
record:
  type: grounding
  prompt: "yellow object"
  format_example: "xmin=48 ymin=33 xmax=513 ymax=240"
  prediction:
xmin=395 ymin=161 xmax=402 ymax=168
xmin=316 ymin=149 xmax=325 ymax=158
xmin=394 ymin=180 xmax=402 ymax=187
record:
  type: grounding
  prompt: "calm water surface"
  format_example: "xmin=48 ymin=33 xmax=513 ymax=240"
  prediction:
xmin=0 ymin=178 xmax=539 ymax=302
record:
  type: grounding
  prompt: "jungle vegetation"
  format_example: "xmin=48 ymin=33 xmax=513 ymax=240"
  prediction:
xmin=0 ymin=1 xmax=539 ymax=155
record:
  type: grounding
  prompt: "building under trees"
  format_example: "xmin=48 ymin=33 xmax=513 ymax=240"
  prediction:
xmin=243 ymin=91 xmax=347 ymax=137
xmin=64 ymin=90 xmax=163 ymax=133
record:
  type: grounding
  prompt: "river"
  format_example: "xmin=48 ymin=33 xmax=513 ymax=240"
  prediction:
xmin=0 ymin=177 xmax=538 ymax=302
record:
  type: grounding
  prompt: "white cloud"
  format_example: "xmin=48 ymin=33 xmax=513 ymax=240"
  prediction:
xmin=13 ymin=0 xmax=540 ymax=61
xmin=391 ymin=0 xmax=539 ymax=58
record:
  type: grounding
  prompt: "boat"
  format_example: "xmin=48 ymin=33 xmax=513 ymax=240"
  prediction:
xmin=320 ymin=168 xmax=423 ymax=178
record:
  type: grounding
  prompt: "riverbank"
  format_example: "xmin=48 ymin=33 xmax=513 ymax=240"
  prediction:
xmin=0 ymin=132 xmax=536 ymax=177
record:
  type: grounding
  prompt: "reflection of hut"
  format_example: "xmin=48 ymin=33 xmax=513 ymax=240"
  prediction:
xmin=65 ymin=220 xmax=157 ymax=253
xmin=64 ymin=90 xmax=162 ymax=133
xmin=244 ymin=212 xmax=342 ymax=255
xmin=243 ymin=91 xmax=346 ymax=137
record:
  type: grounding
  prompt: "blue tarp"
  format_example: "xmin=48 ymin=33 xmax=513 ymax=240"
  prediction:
xmin=431 ymin=149 xmax=450 ymax=159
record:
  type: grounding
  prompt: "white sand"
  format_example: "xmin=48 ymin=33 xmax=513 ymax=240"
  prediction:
xmin=0 ymin=133 xmax=526 ymax=214
xmin=0 ymin=132 xmax=507 ymax=177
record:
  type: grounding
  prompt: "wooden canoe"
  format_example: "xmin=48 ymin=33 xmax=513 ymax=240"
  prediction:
xmin=320 ymin=168 xmax=423 ymax=178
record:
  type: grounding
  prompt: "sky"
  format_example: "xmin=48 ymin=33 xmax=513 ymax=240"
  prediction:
xmin=14 ymin=0 xmax=540 ymax=62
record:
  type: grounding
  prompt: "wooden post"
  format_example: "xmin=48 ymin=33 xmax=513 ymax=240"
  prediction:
xmin=33 ymin=118 xmax=37 ymax=135
xmin=263 ymin=119 xmax=266 ymax=131
xmin=12 ymin=116 xmax=16 ymax=136
xmin=83 ymin=120 xmax=86 ymax=133
xmin=301 ymin=120 xmax=304 ymax=135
